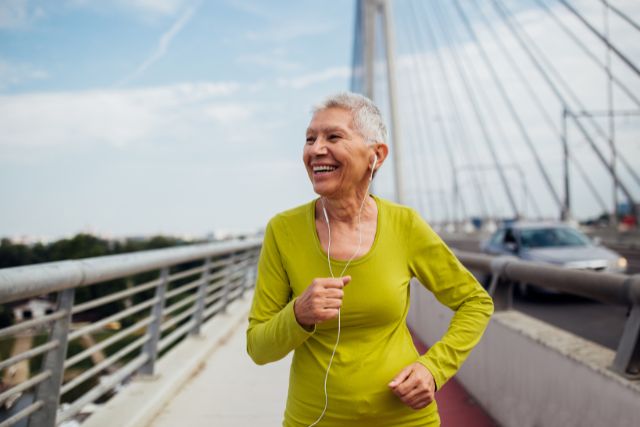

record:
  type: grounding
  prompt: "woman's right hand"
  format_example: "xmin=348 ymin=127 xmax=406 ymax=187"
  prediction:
xmin=294 ymin=276 xmax=351 ymax=328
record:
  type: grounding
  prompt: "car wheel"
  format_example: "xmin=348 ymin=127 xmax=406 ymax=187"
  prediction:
xmin=517 ymin=282 xmax=531 ymax=299
xmin=481 ymin=273 xmax=493 ymax=290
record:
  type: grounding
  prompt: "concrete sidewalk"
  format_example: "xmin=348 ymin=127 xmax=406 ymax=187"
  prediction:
xmin=149 ymin=320 xmax=290 ymax=427
xmin=148 ymin=323 xmax=498 ymax=427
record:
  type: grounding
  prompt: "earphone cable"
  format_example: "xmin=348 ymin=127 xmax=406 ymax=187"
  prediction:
xmin=308 ymin=190 xmax=369 ymax=427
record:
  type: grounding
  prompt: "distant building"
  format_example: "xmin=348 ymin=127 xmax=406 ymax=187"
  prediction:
xmin=13 ymin=298 xmax=56 ymax=323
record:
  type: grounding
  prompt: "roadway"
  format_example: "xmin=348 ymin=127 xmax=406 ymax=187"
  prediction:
xmin=443 ymin=235 xmax=633 ymax=351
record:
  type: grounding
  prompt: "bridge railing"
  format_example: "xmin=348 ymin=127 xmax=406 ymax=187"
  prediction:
xmin=0 ymin=238 xmax=261 ymax=427
xmin=455 ymin=250 xmax=640 ymax=380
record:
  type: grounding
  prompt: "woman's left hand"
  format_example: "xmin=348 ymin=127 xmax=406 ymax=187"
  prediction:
xmin=388 ymin=362 xmax=436 ymax=410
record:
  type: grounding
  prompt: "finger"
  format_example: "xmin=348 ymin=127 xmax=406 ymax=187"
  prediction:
xmin=403 ymin=386 xmax=428 ymax=404
xmin=410 ymin=398 xmax=433 ymax=410
xmin=324 ymin=288 xmax=344 ymax=299
xmin=319 ymin=308 xmax=340 ymax=320
xmin=415 ymin=395 xmax=434 ymax=408
xmin=322 ymin=298 xmax=343 ymax=309
xmin=388 ymin=365 xmax=413 ymax=388
xmin=394 ymin=372 xmax=419 ymax=396
xmin=319 ymin=278 xmax=347 ymax=289
xmin=341 ymin=276 xmax=351 ymax=286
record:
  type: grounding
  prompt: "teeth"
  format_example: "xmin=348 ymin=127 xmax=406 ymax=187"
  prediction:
xmin=313 ymin=165 xmax=337 ymax=173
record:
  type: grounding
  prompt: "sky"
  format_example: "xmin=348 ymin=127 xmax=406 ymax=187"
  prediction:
xmin=383 ymin=0 xmax=640 ymax=225
xmin=0 ymin=0 xmax=639 ymax=242
xmin=0 ymin=0 xmax=355 ymax=241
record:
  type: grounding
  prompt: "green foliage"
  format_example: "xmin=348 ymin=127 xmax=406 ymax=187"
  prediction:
xmin=0 ymin=233 xmax=190 ymax=269
xmin=0 ymin=233 xmax=198 ymax=318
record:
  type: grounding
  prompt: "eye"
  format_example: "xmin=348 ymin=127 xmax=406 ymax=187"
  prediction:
xmin=305 ymin=136 xmax=315 ymax=144
xmin=328 ymin=134 xmax=341 ymax=141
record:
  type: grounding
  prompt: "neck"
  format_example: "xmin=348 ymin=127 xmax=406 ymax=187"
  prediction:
xmin=321 ymin=186 xmax=373 ymax=226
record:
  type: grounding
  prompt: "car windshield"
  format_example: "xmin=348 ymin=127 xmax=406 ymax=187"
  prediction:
xmin=519 ymin=227 xmax=591 ymax=248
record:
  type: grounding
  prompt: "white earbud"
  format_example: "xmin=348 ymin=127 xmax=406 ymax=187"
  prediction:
xmin=370 ymin=154 xmax=378 ymax=181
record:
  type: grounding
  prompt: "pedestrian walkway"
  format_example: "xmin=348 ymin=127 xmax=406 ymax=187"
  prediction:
xmin=149 ymin=320 xmax=290 ymax=426
xmin=148 ymin=322 xmax=497 ymax=427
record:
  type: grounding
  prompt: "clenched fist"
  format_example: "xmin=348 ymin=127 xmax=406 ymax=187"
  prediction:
xmin=388 ymin=362 xmax=436 ymax=410
xmin=294 ymin=276 xmax=351 ymax=328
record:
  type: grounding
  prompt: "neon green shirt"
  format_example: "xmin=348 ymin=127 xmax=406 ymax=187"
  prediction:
xmin=247 ymin=195 xmax=494 ymax=426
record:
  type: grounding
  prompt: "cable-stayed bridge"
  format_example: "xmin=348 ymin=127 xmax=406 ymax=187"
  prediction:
xmin=0 ymin=1 xmax=639 ymax=426
xmin=353 ymin=0 xmax=639 ymax=229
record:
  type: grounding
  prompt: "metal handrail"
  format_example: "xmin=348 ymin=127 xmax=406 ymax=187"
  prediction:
xmin=0 ymin=238 xmax=261 ymax=303
xmin=455 ymin=250 xmax=640 ymax=379
xmin=0 ymin=238 xmax=261 ymax=427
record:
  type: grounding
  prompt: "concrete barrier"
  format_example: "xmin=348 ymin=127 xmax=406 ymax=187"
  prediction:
xmin=407 ymin=280 xmax=640 ymax=427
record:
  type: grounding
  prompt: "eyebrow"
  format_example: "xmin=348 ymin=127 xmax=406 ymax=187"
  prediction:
xmin=306 ymin=125 xmax=350 ymax=135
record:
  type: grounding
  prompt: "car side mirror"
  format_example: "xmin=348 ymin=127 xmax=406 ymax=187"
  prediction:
xmin=505 ymin=241 xmax=518 ymax=253
xmin=592 ymin=236 xmax=602 ymax=246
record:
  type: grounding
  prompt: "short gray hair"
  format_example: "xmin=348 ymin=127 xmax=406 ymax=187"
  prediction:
xmin=312 ymin=92 xmax=387 ymax=144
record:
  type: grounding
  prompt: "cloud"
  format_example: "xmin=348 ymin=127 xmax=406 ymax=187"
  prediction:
xmin=115 ymin=2 xmax=198 ymax=86
xmin=0 ymin=59 xmax=48 ymax=89
xmin=70 ymin=0 xmax=188 ymax=17
xmin=277 ymin=66 xmax=351 ymax=89
xmin=205 ymin=104 xmax=255 ymax=123
xmin=0 ymin=0 xmax=44 ymax=29
xmin=245 ymin=21 xmax=332 ymax=43
xmin=125 ymin=0 xmax=187 ymax=16
xmin=0 ymin=81 xmax=241 ymax=149
xmin=237 ymin=48 xmax=302 ymax=71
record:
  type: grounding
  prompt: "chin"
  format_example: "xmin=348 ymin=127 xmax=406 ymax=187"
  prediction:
xmin=312 ymin=183 xmax=337 ymax=198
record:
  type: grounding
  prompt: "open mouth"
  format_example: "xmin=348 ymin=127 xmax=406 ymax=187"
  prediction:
xmin=312 ymin=164 xmax=339 ymax=175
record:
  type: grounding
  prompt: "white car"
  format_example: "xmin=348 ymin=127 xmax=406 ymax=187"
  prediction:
xmin=481 ymin=222 xmax=628 ymax=296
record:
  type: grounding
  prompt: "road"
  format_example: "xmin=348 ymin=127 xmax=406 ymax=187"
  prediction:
xmin=443 ymin=236 xmax=632 ymax=351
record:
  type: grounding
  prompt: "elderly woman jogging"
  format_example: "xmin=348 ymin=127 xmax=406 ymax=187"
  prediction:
xmin=246 ymin=92 xmax=494 ymax=427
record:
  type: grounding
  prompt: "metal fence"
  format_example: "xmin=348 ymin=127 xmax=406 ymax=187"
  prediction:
xmin=455 ymin=250 xmax=640 ymax=380
xmin=0 ymin=238 xmax=261 ymax=427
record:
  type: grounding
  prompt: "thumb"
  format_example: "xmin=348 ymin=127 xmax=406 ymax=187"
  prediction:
xmin=388 ymin=364 xmax=413 ymax=388
xmin=341 ymin=276 xmax=351 ymax=286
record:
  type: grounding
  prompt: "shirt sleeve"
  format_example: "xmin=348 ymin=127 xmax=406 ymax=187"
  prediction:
xmin=246 ymin=217 xmax=316 ymax=365
xmin=407 ymin=210 xmax=494 ymax=390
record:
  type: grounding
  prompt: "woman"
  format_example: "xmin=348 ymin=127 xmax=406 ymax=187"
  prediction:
xmin=246 ymin=92 xmax=494 ymax=426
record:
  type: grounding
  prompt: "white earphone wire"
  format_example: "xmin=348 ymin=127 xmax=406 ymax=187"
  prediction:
xmin=308 ymin=158 xmax=375 ymax=427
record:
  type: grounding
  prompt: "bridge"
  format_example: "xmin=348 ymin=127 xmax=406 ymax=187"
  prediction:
xmin=1 ymin=0 xmax=640 ymax=426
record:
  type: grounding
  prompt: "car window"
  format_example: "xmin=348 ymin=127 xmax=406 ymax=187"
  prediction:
xmin=490 ymin=230 xmax=505 ymax=245
xmin=519 ymin=227 xmax=590 ymax=248
xmin=504 ymin=229 xmax=517 ymax=244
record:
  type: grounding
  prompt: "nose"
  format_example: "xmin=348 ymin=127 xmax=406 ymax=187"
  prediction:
xmin=308 ymin=136 xmax=330 ymax=157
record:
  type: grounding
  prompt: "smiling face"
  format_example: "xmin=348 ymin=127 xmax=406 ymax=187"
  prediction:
xmin=303 ymin=107 xmax=373 ymax=198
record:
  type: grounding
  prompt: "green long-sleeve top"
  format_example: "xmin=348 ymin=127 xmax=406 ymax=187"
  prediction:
xmin=246 ymin=195 xmax=494 ymax=426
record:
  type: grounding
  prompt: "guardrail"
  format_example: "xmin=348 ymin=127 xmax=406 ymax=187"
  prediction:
xmin=455 ymin=250 xmax=640 ymax=380
xmin=0 ymin=238 xmax=261 ymax=427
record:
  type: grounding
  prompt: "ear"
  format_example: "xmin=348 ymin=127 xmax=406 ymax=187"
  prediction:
xmin=370 ymin=143 xmax=389 ymax=173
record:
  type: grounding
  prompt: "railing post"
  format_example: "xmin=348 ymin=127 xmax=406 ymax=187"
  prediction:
xmin=245 ymin=249 xmax=258 ymax=291
xmin=28 ymin=288 xmax=75 ymax=427
xmin=612 ymin=304 xmax=640 ymax=378
xmin=190 ymin=257 xmax=211 ymax=336
xmin=139 ymin=267 xmax=168 ymax=376
xmin=488 ymin=257 xmax=514 ymax=311
xmin=221 ymin=253 xmax=236 ymax=313
xmin=240 ymin=250 xmax=255 ymax=295
xmin=612 ymin=275 xmax=640 ymax=378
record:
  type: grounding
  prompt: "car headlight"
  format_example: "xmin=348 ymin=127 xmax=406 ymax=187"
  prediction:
xmin=617 ymin=257 xmax=628 ymax=270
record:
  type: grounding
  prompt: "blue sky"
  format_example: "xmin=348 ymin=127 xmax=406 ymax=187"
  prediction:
xmin=1 ymin=0 xmax=639 ymax=242
xmin=0 ymin=0 xmax=356 ymax=241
